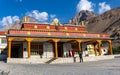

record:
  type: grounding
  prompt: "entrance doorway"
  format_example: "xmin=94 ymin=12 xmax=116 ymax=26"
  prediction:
xmin=11 ymin=42 xmax=23 ymax=58
xmin=58 ymin=43 xmax=63 ymax=57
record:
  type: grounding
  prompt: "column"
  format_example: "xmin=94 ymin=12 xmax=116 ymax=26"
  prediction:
xmin=27 ymin=41 xmax=31 ymax=58
xmin=78 ymin=41 xmax=82 ymax=51
xmin=77 ymin=40 xmax=82 ymax=52
xmin=97 ymin=40 xmax=101 ymax=55
xmin=25 ymin=38 xmax=32 ymax=58
xmin=55 ymin=41 xmax=58 ymax=58
xmin=108 ymin=40 xmax=113 ymax=55
xmin=94 ymin=44 xmax=97 ymax=56
xmin=53 ymin=39 xmax=59 ymax=58
xmin=8 ymin=41 xmax=11 ymax=58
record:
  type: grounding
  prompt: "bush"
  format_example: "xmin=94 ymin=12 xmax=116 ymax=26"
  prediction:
xmin=113 ymin=46 xmax=120 ymax=54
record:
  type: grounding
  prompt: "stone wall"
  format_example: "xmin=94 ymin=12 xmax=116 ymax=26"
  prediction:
xmin=63 ymin=43 xmax=72 ymax=57
xmin=43 ymin=42 xmax=53 ymax=58
xmin=23 ymin=42 xmax=28 ymax=58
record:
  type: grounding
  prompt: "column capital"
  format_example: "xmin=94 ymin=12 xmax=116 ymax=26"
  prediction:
xmin=25 ymin=38 xmax=32 ymax=42
xmin=8 ymin=37 xmax=14 ymax=42
xmin=96 ymin=40 xmax=102 ymax=43
xmin=76 ymin=40 xmax=82 ymax=43
xmin=52 ymin=39 xmax=60 ymax=42
xmin=107 ymin=40 xmax=112 ymax=43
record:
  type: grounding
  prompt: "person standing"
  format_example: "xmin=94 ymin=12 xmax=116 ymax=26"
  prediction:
xmin=78 ymin=51 xmax=83 ymax=63
xmin=72 ymin=49 xmax=75 ymax=57
xmin=72 ymin=49 xmax=76 ymax=62
xmin=69 ymin=50 xmax=71 ymax=57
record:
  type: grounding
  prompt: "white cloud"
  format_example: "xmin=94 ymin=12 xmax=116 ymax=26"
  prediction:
xmin=26 ymin=10 xmax=48 ymax=22
xmin=20 ymin=0 xmax=22 ymax=2
xmin=0 ymin=10 xmax=57 ymax=27
xmin=16 ymin=0 xmax=22 ymax=2
xmin=0 ymin=16 xmax=20 ymax=26
xmin=99 ymin=2 xmax=111 ymax=14
xmin=50 ymin=14 xmax=56 ymax=19
xmin=77 ymin=0 xmax=94 ymax=12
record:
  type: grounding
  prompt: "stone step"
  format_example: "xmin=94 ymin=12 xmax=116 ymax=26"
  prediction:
xmin=7 ymin=55 xmax=120 ymax=64
xmin=50 ymin=55 xmax=116 ymax=64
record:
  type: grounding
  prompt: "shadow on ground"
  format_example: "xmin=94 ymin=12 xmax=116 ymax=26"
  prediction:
xmin=45 ymin=58 xmax=57 ymax=64
xmin=114 ymin=56 xmax=120 ymax=58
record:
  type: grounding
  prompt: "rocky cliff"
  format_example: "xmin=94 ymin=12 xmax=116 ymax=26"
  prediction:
xmin=68 ymin=10 xmax=97 ymax=25
xmin=69 ymin=7 xmax=120 ymax=47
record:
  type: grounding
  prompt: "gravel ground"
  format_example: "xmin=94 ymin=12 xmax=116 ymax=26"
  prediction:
xmin=0 ymin=58 xmax=120 ymax=75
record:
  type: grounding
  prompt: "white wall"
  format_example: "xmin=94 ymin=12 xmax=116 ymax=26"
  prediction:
xmin=23 ymin=42 xmax=28 ymax=58
xmin=0 ymin=37 xmax=7 ymax=48
xmin=87 ymin=44 xmax=95 ymax=56
xmin=43 ymin=42 xmax=53 ymax=58
xmin=63 ymin=43 xmax=72 ymax=57
xmin=0 ymin=36 xmax=7 ymax=54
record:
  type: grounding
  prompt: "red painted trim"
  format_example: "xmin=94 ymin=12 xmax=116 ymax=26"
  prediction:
xmin=22 ymin=23 xmax=87 ymax=32
xmin=0 ymin=31 xmax=7 ymax=35
xmin=9 ymin=30 xmax=110 ymax=38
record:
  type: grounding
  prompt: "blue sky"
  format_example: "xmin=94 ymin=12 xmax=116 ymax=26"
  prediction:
xmin=0 ymin=0 xmax=120 ymax=28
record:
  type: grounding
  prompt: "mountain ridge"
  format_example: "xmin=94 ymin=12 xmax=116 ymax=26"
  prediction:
xmin=69 ymin=7 xmax=120 ymax=47
xmin=0 ymin=7 xmax=119 ymax=47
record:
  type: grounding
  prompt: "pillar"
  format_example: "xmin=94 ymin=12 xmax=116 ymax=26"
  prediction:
xmin=94 ymin=44 xmax=97 ymax=56
xmin=97 ymin=40 xmax=101 ymax=55
xmin=53 ymin=39 xmax=59 ymax=58
xmin=78 ymin=41 xmax=82 ymax=51
xmin=55 ymin=42 xmax=58 ymax=58
xmin=8 ymin=41 xmax=11 ymax=58
xmin=27 ymin=41 xmax=31 ymax=58
xmin=108 ymin=40 xmax=113 ymax=55
xmin=25 ymin=38 xmax=32 ymax=58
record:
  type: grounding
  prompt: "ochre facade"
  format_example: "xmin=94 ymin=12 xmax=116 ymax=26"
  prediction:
xmin=7 ymin=21 xmax=113 ymax=58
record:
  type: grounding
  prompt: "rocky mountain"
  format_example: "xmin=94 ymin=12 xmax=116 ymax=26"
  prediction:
xmin=68 ymin=10 xmax=97 ymax=25
xmin=86 ymin=7 xmax=120 ymax=33
xmin=69 ymin=7 xmax=120 ymax=47
xmin=0 ymin=7 xmax=120 ymax=46
xmin=86 ymin=7 xmax=120 ymax=47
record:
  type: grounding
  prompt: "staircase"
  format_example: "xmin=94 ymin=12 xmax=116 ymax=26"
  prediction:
xmin=7 ymin=55 xmax=119 ymax=64
xmin=50 ymin=57 xmax=78 ymax=64
xmin=48 ymin=55 xmax=117 ymax=64
xmin=45 ymin=58 xmax=57 ymax=64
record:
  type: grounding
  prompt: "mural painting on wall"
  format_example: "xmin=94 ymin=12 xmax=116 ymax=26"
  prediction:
xmin=87 ymin=45 xmax=95 ymax=56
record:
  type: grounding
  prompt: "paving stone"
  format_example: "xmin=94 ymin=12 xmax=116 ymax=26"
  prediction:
xmin=1 ymin=58 xmax=120 ymax=75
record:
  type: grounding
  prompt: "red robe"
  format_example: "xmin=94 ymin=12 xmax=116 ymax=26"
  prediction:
xmin=72 ymin=49 xmax=75 ymax=57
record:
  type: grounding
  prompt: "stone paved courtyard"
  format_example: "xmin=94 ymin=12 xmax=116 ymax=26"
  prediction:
xmin=0 ymin=58 xmax=120 ymax=75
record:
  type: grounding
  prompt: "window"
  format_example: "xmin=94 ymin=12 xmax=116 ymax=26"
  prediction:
xmin=1 ymin=38 xmax=7 ymax=43
xmin=31 ymin=42 xmax=43 ymax=55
